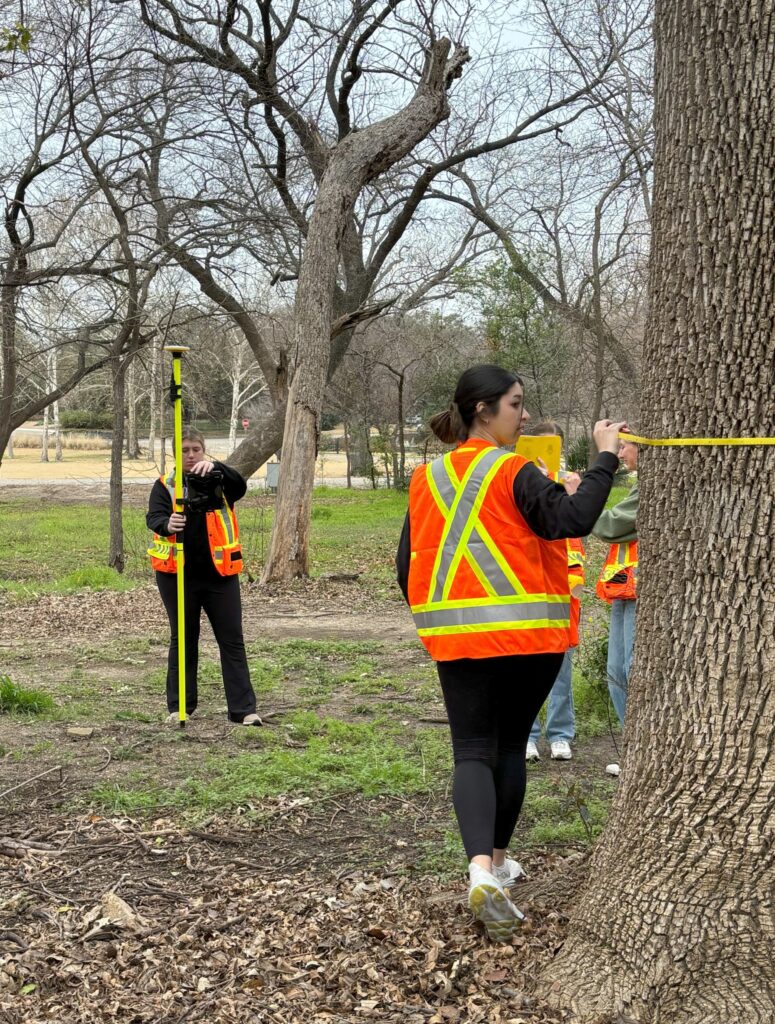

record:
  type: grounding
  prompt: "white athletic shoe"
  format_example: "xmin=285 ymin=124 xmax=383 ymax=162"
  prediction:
xmin=468 ymin=863 xmax=525 ymax=942
xmin=550 ymin=740 xmax=572 ymax=760
xmin=491 ymin=857 xmax=527 ymax=887
xmin=525 ymin=740 xmax=540 ymax=762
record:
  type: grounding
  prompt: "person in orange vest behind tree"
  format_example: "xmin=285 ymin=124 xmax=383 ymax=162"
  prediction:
xmin=146 ymin=427 xmax=261 ymax=726
xmin=396 ymin=365 xmax=626 ymax=941
xmin=593 ymin=435 xmax=638 ymax=740
xmin=525 ymin=421 xmax=585 ymax=763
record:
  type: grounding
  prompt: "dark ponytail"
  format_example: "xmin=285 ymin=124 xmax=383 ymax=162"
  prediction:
xmin=429 ymin=365 xmax=523 ymax=443
xmin=428 ymin=401 xmax=466 ymax=445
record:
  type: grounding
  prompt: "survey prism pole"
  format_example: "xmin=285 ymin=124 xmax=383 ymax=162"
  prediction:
xmin=164 ymin=345 xmax=190 ymax=729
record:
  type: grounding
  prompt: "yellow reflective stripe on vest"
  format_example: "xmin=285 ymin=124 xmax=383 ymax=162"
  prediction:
xmin=471 ymin=519 xmax=527 ymax=597
xmin=600 ymin=542 xmax=638 ymax=583
xmin=425 ymin=447 xmax=501 ymax=603
xmin=148 ymin=538 xmax=174 ymax=559
xmin=441 ymin=451 xmax=512 ymax=602
xmin=427 ymin=449 xmax=523 ymax=601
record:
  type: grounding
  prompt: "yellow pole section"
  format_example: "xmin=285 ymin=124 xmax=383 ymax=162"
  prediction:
xmin=164 ymin=346 xmax=189 ymax=729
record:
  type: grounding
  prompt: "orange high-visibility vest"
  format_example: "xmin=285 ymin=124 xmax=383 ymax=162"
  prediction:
xmin=407 ymin=439 xmax=571 ymax=661
xmin=567 ymin=537 xmax=586 ymax=647
xmin=147 ymin=473 xmax=243 ymax=577
xmin=595 ymin=541 xmax=638 ymax=603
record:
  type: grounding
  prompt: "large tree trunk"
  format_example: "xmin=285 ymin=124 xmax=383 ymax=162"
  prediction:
xmin=347 ymin=418 xmax=373 ymax=478
xmin=543 ymin=3 xmax=775 ymax=1021
xmin=260 ymin=39 xmax=468 ymax=581
xmin=0 ymin=265 xmax=19 ymax=467
xmin=259 ymin=180 xmax=343 ymax=580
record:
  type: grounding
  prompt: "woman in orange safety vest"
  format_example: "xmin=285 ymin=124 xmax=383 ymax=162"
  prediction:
xmin=396 ymin=366 xmax=625 ymax=941
xmin=146 ymin=428 xmax=261 ymax=726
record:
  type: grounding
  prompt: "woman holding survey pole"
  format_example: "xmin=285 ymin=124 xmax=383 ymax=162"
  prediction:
xmin=146 ymin=426 xmax=261 ymax=727
xmin=396 ymin=365 xmax=624 ymax=941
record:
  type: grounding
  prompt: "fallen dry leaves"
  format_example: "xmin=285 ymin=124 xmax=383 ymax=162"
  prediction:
xmin=0 ymin=815 xmax=580 ymax=1024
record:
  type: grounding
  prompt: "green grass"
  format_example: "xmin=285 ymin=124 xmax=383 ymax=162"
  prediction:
xmin=522 ymin=777 xmax=613 ymax=845
xmin=0 ymin=676 xmax=56 ymax=715
xmin=417 ymin=828 xmax=467 ymax=877
xmin=245 ymin=638 xmax=384 ymax=701
xmin=87 ymin=711 xmax=451 ymax=814
xmin=416 ymin=773 xmax=616 ymax=878
xmin=0 ymin=487 xmax=408 ymax=594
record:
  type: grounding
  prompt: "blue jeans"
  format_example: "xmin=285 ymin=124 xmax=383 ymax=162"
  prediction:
xmin=607 ymin=599 xmax=636 ymax=727
xmin=530 ymin=649 xmax=575 ymax=743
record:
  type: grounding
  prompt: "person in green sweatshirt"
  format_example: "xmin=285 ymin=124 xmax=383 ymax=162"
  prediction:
xmin=593 ymin=438 xmax=638 ymax=737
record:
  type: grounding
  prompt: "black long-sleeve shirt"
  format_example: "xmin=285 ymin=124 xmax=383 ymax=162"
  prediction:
xmin=146 ymin=461 xmax=247 ymax=578
xmin=395 ymin=451 xmax=619 ymax=601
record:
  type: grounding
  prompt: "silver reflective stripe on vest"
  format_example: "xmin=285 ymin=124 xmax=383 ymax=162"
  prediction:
xmin=428 ymin=448 xmax=512 ymax=602
xmin=413 ymin=600 xmax=569 ymax=631
xmin=466 ymin=537 xmax=521 ymax=597
xmin=217 ymin=507 xmax=235 ymax=544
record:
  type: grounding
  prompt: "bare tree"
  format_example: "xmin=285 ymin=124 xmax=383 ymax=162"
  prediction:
xmin=133 ymin=0 xmax=635 ymax=579
xmin=0 ymin=0 xmax=162 ymax=464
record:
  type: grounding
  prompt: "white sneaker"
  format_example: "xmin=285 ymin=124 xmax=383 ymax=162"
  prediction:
xmin=525 ymin=740 xmax=540 ymax=762
xmin=468 ymin=864 xmax=525 ymax=942
xmin=233 ymin=713 xmax=263 ymax=727
xmin=550 ymin=740 xmax=572 ymax=760
xmin=605 ymin=762 xmax=621 ymax=777
xmin=491 ymin=858 xmax=527 ymax=887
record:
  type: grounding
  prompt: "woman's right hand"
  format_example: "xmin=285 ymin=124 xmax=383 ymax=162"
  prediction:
xmin=167 ymin=512 xmax=187 ymax=534
xmin=593 ymin=420 xmax=628 ymax=455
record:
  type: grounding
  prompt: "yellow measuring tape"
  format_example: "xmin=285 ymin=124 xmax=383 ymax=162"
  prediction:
xmin=620 ymin=432 xmax=775 ymax=447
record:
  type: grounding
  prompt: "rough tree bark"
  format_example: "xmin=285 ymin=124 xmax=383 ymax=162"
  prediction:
xmin=542 ymin=3 xmax=775 ymax=1021
xmin=261 ymin=38 xmax=469 ymax=581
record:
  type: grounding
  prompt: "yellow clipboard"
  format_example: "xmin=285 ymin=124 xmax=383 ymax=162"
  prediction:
xmin=516 ymin=434 xmax=562 ymax=477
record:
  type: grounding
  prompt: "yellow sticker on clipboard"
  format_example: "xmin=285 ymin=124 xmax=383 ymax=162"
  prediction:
xmin=516 ymin=434 xmax=562 ymax=477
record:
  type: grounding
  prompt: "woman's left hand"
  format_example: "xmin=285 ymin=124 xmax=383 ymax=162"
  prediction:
xmin=189 ymin=460 xmax=214 ymax=476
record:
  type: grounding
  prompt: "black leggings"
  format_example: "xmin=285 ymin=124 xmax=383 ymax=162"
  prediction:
xmin=437 ymin=653 xmax=564 ymax=860
xmin=156 ymin=571 xmax=256 ymax=720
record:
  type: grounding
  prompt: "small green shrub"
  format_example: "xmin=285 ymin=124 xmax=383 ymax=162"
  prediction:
xmin=60 ymin=566 xmax=134 ymax=592
xmin=60 ymin=410 xmax=113 ymax=430
xmin=0 ymin=676 xmax=55 ymax=715
xmin=574 ymin=623 xmax=614 ymax=738
xmin=566 ymin=435 xmax=591 ymax=471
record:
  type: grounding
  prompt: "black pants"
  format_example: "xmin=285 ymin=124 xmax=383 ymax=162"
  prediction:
xmin=156 ymin=571 xmax=256 ymax=720
xmin=437 ymin=653 xmax=564 ymax=860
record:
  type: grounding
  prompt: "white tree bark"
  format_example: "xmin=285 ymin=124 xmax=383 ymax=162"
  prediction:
xmin=148 ymin=340 xmax=158 ymax=462
xmin=126 ymin=357 xmax=139 ymax=459
xmin=228 ymin=342 xmax=242 ymax=454
xmin=40 ymin=401 xmax=49 ymax=462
